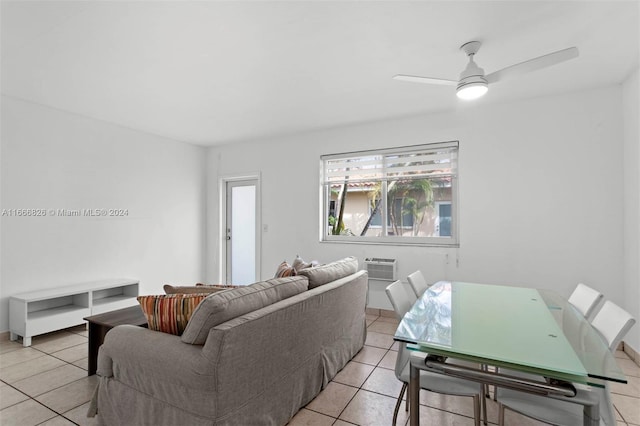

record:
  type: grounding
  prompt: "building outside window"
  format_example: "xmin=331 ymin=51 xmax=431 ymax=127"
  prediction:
xmin=320 ymin=141 xmax=459 ymax=246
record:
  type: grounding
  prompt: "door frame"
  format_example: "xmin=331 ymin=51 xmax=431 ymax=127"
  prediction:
xmin=218 ymin=173 xmax=261 ymax=284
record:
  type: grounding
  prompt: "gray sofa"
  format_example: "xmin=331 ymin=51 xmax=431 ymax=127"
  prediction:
xmin=91 ymin=260 xmax=368 ymax=425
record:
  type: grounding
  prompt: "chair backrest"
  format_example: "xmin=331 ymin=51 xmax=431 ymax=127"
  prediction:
xmin=568 ymin=283 xmax=603 ymax=319
xmin=407 ymin=270 xmax=429 ymax=298
xmin=385 ymin=280 xmax=417 ymax=321
xmin=385 ymin=280 xmax=418 ymax=379
xmin=591 ymin=300 xmax=636 ymax=352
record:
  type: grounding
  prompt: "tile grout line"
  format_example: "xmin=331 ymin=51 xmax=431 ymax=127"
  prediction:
xmin=365 ymin=319 xmax=487 ymax=425
xmin=0 ymin=379 xmax=32 ymax=410
xmin=615 ymin=404 xmax=629 ymax=425
xmin=1 ymin=334 xmax=91 ymax=425
xmin=303 ymin=315 xmax=394 ymax=424
xmin=306 ymin=316 xmax=486 ymax=426
xmin=331 ymin=355 xmax=383 ymax=423
xmin=1 ymin=363 xmax=91 ymax=413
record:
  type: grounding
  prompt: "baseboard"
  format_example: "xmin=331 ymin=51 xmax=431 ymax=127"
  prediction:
xmin=0 ymin=331 xmax=9 ymax=342
xmin=622 ymin=342 xmax=640 ymax=367
xmin=379 ymin=308 xmax=395 ymax=318
xmin=365 ymin=307 xmax=396 ymax=318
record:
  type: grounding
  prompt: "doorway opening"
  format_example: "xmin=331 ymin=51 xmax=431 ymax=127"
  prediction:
xmin=220 ymin=176 xmax=260 ymax=285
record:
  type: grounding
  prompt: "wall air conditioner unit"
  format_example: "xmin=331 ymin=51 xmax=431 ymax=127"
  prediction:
xmin=364 ymin=258 xmax=397 ymax=281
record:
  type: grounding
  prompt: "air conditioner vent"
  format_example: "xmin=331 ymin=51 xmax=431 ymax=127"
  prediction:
xmin=364 ymin=258 xmax=397 ymax=281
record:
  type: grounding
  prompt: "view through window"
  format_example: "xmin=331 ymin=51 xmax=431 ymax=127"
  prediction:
xmin=321 ymin=141 xmax=458 ymax=246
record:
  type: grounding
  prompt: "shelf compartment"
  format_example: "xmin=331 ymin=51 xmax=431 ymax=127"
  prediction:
xmin=92 ymin=283 xmax=138 ymax=304
xmin=92 ymin=296 xmax=138 ymax=315
xmin=27 ymin=305 xmax=91 ymax=337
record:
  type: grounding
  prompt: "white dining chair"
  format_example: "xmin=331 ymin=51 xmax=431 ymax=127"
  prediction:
xmin=385 ymin=280 xmax=487 ymax=426
xmin=568 ymin=283 xmax=603 ymax=320
xmin=407 ymin=270 xmax=429 ymax=298
xmin=496 ymin=300 xmax=636 ymax=426
xmin=591 ymin=301 xmax=635 ymax=352
xmin=492 ymin=282 xmax=605 ymax=402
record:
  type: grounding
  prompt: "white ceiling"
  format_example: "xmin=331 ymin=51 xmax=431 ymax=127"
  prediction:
xmin=1 ymin=1 xmax=638 ymax=146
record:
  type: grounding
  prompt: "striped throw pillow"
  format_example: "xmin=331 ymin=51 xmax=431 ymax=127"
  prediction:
xmin=137 ymin=294 xmax=207 ymax=335
xmin=274 ymin=261 xmax=296 ymax=278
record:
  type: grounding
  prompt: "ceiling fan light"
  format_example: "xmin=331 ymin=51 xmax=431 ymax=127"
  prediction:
xmin=456 ymin=80 xmax=488 ymax=100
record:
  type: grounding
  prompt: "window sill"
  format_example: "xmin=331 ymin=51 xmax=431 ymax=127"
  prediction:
xmin=320 ymin=237 xmax=459 ymax=248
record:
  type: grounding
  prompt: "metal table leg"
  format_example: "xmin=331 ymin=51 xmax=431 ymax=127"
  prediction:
xmin=583 ymin=402 xmax=599 ymax=426
xmin=410 ymin=357 xmax=421 ymax=426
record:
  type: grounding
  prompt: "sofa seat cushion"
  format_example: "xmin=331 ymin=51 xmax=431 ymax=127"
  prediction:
xmin=137 ymin=294 xmax=208 ymax=335
xmin=297 ymin=256 xmax=358 ymax=289
xmin=181 ymin=276 xmax=309 ymax=344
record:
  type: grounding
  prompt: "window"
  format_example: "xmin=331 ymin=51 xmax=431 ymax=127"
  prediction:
xmin=321 ymin=141 xmax=458 ymax=246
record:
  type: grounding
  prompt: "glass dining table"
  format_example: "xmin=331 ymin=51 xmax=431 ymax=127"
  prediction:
xmin=393 ymin=281 xmax=628 ymax=426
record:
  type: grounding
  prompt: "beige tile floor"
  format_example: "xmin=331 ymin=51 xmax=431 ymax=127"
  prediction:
xmin=1 ymin=314 xmax=639 ymax=426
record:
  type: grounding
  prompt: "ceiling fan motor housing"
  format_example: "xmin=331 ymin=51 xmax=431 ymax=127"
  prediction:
xmin=457 ymin=58 xmax=488 ymax=91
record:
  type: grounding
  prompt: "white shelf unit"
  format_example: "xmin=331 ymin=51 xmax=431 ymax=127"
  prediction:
xmin=10 ymin=278 xmax=139 ymax=346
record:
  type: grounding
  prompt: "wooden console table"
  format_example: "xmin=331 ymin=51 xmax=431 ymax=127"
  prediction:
xmin=84 ymin=305 xmax=148 ymax=376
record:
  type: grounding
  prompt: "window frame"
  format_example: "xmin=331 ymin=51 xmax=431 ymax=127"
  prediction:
xmin=320 ymin=141 xmax=459 ymax=247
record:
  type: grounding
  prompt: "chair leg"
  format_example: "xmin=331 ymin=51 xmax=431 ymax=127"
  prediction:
xmin=472 ymin=395 xmax=480 ymax=426
xmin=405 ymin=389 xmax=409 ymax=412
xmin=481 ymin=365 xmax=490 ymax=398
xmin=498 ymin=402 xmax=505 ymax=426
xmin=481 ymin=364 xmax=496 ymax=402
xmin=481 ymin=386 xmax=488 ymax=425
xmin=393 ymin=383 xmax=407 ymax=426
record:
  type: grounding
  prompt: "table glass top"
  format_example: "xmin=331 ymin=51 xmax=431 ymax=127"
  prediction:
xmin=394 ymin=281 xmax=626 ymax=385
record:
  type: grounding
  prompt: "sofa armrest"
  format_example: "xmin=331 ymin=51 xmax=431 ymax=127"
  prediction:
xmin=98 ymin=325 xmax=216 ymax=390
xmin=96 ymin=325 xmax=220 ymax=420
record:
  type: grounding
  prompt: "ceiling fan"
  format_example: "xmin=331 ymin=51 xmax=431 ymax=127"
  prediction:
xmin=393 ymin=41 xmax=579 ymax=100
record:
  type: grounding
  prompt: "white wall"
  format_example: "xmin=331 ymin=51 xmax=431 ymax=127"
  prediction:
xmin=207 ymin=86 xmax=631 ymax=318
xmin=623 ymin=68 xmax=640 ymax=353
xmin=0 ymin=96 xmax=206 ymax=332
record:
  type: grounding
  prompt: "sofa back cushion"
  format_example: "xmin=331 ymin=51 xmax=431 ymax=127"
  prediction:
xmin=181 ymin=276 xmax=309 ymax=344
xmin=297 ymin=256 xmax=359 ymax=289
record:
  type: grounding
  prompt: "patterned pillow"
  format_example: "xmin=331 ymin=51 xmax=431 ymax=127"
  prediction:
xmin=274 ymin=260 xmax=296 ymax=278
xmin=163 ymin=284 xmax=239 ymax=294
xmin=137 ymin=294 xmax=207 ymax=335
xmin=196 ymin=283 xmax=238 ymax=289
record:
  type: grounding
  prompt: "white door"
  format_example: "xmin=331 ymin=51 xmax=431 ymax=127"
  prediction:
xmin=225 ymin=179 xmax=259 ymax=285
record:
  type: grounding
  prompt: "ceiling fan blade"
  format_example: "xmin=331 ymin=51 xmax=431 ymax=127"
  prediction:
xmin=485 ymin=47 xmax=579 ymax=84
xmin=393 ymin=74 xmax=457 ymax=86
